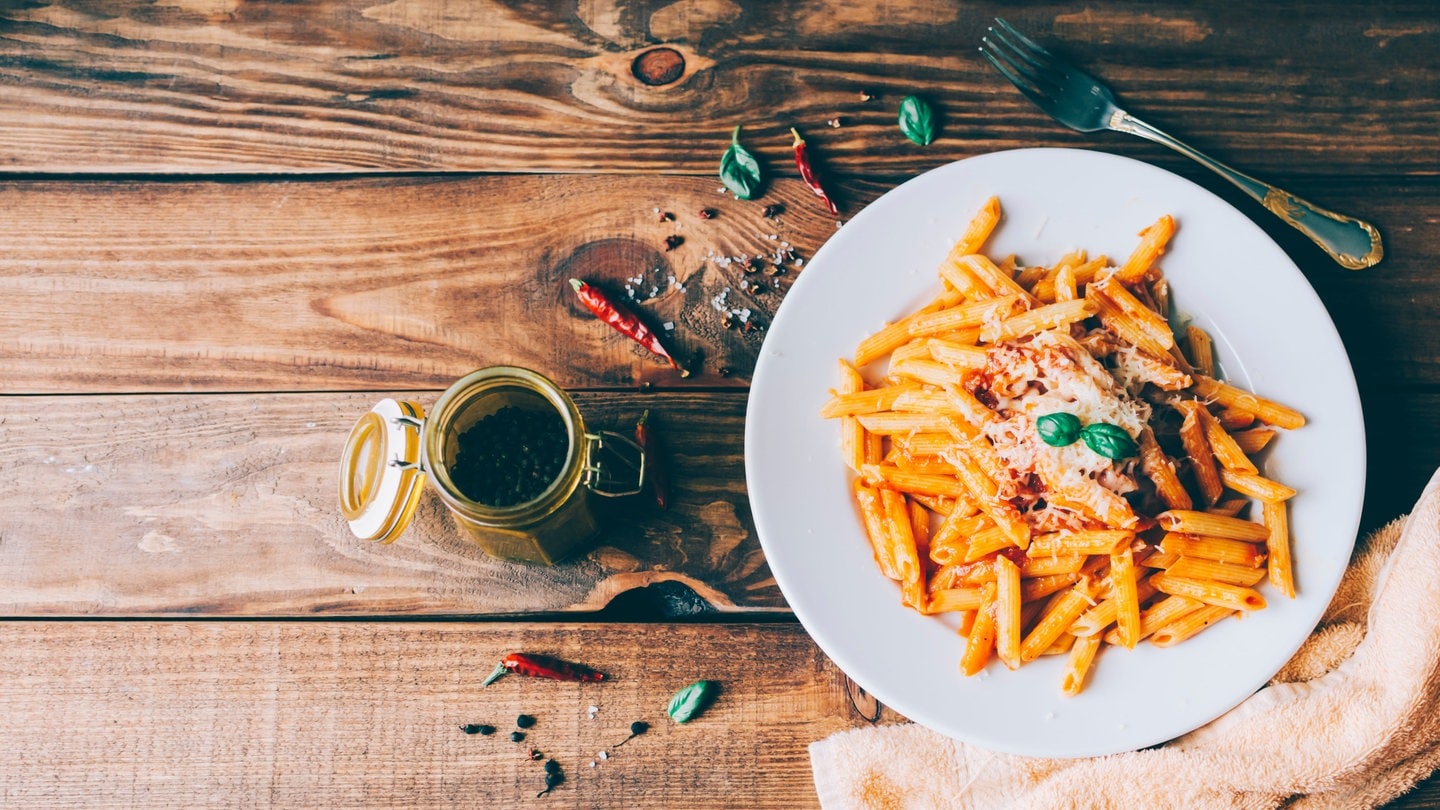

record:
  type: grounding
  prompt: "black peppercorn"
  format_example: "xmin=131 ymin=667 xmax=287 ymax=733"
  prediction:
xmin=511 ymin=731 xmax=526 ymax=742
xmin=449 ymin=406 xmax=567 ymax=507
xmin=516 ymin=714 xmax=536 ymax=729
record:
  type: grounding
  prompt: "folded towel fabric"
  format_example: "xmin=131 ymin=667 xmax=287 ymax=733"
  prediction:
xmin=811 ymin=468 xmax=1440 ymax=809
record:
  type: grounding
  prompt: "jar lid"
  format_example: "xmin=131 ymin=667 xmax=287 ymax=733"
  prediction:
xmin=339 ymin=398 xmax=427 ymax=543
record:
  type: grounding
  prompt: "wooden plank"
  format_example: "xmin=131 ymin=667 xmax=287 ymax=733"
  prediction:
xmin=0 ymin=619 xmax=1436 ymax=808
xmin=0 ymin=174 xmax=865 ymax=394
xmin=0 ymin=621 xmax=903 ymax=809
xmin=1 ymin=384 xmax=1435 ymax=618
xmin=2 ymin=172 xmax=1437 ymax=395
xmin=0 ymin=2 xmax=1435 ymax=175
xmin=0 ymin=390 xmax=783 ymax=616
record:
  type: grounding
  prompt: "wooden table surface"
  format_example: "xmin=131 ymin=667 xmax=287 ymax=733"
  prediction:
xmin=3 ymin=2 xmax=1437 ymax=807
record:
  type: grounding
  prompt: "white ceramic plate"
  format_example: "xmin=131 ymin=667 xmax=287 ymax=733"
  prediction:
xmin=745 ymin=148 xmax=1365 ymax=758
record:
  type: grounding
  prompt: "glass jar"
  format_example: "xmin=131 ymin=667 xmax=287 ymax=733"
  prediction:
xmin=339 ymin=366 xmax=644 ymax=564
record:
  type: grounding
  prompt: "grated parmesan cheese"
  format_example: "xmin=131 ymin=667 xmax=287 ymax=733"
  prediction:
xmin=978 ymin=331 xmax=1149 ymax=529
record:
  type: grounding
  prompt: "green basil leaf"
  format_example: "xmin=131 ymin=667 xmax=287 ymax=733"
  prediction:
xmin=1080 ymin=423 xmax=1138 ymax=460
xmin=898 ymin=95 xmax=936 ymax=145
xmin=719 ymin=126 xmax=764 ymax=200
xmin=667 ymin=679 xmax=719 ymax=723
xmin=1035 ymin=412 xmax=1082 ymax=447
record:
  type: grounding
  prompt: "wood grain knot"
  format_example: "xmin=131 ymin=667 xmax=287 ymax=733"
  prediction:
xmin=631 ymin=48 xmax=686 ymax=86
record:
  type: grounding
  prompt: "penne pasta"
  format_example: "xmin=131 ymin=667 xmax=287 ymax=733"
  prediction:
xmin=1157 ymin=510 xmax=1271 ymax=541
xmin=1150 ymin=604 xmax=1237 ymax=647
xmin=1220 ymin=469 xmax=1297 ymax=502
xmin=1150 ymin=572 xmax=1266 ymax=612
xmin=1265 ymin=500 xmax=1295 ymax=599
xmin=1061 ymin=633 xmax=1102 ymax=696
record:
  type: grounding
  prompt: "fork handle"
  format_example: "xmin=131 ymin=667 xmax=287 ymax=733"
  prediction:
xmin=1111 ymin=111 xmax=1382 ymax=270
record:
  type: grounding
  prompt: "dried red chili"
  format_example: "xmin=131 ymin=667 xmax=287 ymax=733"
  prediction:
xmin=483 ymin=652 xmax=608 ymax=686
xmin=635 ymin=410 xmax=670 ymax=511
xmin=789 ymin=128 xmax=839 ymax=215
xmin=569 ymin=279 xmax=689 ymax=377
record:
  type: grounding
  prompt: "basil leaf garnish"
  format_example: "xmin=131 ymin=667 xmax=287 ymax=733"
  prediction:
xmin=667 ymin=679 xmax=719 ymax=723
xmin=898 ymin=95 xmax=937 ymax=145
xmin=719 ymin=125 xmax=764 ymax=199
xmin=1080 ymin=423 xmax=1138 ymax=460
xmin=1035 ymin=412 xmax=1082 ymax=447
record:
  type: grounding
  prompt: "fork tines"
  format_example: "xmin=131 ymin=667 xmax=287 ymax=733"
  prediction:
xmin=978 ymin=17 xmax=1061 ymax=104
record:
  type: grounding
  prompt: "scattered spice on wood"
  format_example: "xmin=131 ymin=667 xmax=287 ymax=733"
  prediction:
xmin=516 ymin=714 xmax=537 ymax=729
xmin=790 ymin=128 xmax=840 ymax=215
xmin=511 ymin=731 xmax=526 ymax=742
xmin=569 ymin=278 xmax=689 ymax=377
xmin=460 ymin=724 xmax=496 ymax=735
xmin=614 ymin=720 xmax=649 ymax=747
xmin=826 ymin=117 xmax=842 ymax=128
xmin=544 ymin=759 xmax=561 ymax=775
xmin=744 ymin=257 xmax=764 ymax=274
xmin=484 ymin=652 xmax=609 ymax=686
xmin=527 ymin=747 xmax=544 ymax=761
xmin=762 ymin=203 xmax=784 ymax=218
xmin=663 ymin=234 xmax=684 ymax=251
xmin=667 ymin=679 xmax=719 ymax=723
xmin=657 ymin=210 xmax=675 ymax=222
xmin=697 ymin=208 xmax=716 ymax=220
xmin=859 ymin=89 xmax=878 ymax=102
xmin=634 ymin=410 xmax=671 ymax=511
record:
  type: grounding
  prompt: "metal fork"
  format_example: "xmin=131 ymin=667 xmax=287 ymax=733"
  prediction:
xmin=979 ymin=17 xmax=1382 ymax=270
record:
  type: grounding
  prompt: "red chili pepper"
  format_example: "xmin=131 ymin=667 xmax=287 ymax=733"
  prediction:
xmin=635 ymin=409 xmax=670 ymax=510
xmin=483 ymin=653 xmax=607 ymax=686
xmin=569 ymin=279 xmax=689 ymax=377
xmin=790 ymin=127 xmax=839 ymax=216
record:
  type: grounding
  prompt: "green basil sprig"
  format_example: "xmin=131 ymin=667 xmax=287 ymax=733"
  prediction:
xmin=1080 ymin=423 xmax=1138 ymax=460
xmin=719 ymin=125 xmax=764 ymax=199
xmin=898 ymin=95 xmax=937 ymax=145
xmin=1034 ymin=412 xmax=1137 ymax=460
xmin=667 ymin=679 xmax=719 ymax=723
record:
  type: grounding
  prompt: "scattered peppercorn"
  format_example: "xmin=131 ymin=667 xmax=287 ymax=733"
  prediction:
xmin=511 ymin=731 xmax=526 ymax=742
xmin=516 ymin=714 xmax=537 ymax=729
xmin=697 ymin=208 xmax=716 ymax=220
xmin=744 ymin=257 xmax=764 ymax=274
xmin=762 ymin=203 xmax=784 ymax=218
xmin=614 ymin=720 xmax=650 ymax=747
xmin=449 ymin=406 xmax=567 ymax=507
xmin=658 ymin=210 xmax=675 ymax=222
xmin=663 ymin=234 xmax=684 ymax=251
xmin=537 ymin=768 xmax=565 ymax=798
xmin=860 ymin=89 xmax=878 ymax=102
xmin=544 ymin=759 xmax=561 ymax=775
xmin=528 ymin=748 xmax=544 ymax=761
xmin=460 ymin=724 xmax=496 ymax=735
xmin=750 ymin=282 xmax=768 ymax=296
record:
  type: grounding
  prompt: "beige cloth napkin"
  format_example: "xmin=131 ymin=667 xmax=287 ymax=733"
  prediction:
xmin=811 ymin=467 xmax=1440 ymax=809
